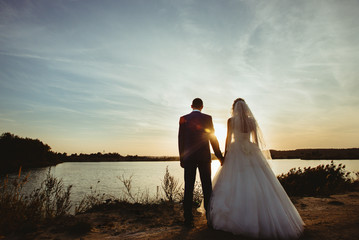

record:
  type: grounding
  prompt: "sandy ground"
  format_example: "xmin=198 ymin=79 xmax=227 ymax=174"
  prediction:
xmin=3 ymin=192 xmax=359 ymax=240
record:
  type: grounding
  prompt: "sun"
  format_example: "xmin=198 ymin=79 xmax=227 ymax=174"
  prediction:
xmin=213 ymin=123 xmax=227 ymax=150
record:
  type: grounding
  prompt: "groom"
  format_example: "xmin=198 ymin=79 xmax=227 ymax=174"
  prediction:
xmin=178 ymin=98 xmax=224 ymax=227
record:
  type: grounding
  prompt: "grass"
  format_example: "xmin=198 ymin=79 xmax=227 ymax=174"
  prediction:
xmin=0 ymin=167 xmax=72 ymax=234
xmin=74 ymin=180 xmax=107 ymax=214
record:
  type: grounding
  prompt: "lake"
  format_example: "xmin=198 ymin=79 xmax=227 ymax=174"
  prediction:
xmin=6 ymin=159 xmax=359 ymax=206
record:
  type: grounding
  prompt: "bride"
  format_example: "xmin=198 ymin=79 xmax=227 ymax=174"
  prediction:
xmin=209 ymin=98 xmax=304 ymax=239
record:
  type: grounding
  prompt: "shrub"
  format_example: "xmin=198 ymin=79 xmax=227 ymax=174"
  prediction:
xmin=0 ymin=168 xmax=72 ymax=234
xmin=160 ymin=166 xmax=202 ymax=206
xmin=31 ymin=168 xmax=72 ymax=218
xmin=161 ymin=166 xmax=182 ymax=202
xmin=192 ymin=181 xmax=203 ymax=207
xmin=117 ymin=174 xmax=152 ymax=205
xmin=116 ymin=167 xmax=202 ymax=206
xmin=277 ymin=161 xmax=354 ymax=196
xmin=75 ymin=181 xmax=107 ymax=214
xmin=0 ymin=167 xmax=30 ymax=234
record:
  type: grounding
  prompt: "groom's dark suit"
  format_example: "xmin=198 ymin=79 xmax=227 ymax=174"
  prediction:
xmin=178 ymin=110 xmax=223 ymax=224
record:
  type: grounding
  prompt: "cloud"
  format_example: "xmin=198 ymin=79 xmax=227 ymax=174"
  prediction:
xmin=1 ymin=0 xmax=358 ymax=154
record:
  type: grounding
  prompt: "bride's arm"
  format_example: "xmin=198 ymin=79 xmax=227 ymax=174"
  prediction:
xmin=251 ymin=118 xmax=259 ymax=147
xmin=224 ymin=118 xmax=232 ymax=156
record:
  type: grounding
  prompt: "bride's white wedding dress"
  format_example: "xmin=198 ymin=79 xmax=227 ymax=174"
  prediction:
xmin=209 ymin=100 xmax=304 ymax=239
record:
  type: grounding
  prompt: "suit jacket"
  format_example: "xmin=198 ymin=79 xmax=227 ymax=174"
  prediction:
xmin=178 ymin=111 xmax=222 ymax=168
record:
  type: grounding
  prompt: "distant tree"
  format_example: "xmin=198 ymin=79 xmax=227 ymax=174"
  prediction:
xmin=0 ymin=132 xmax=60 ymax=173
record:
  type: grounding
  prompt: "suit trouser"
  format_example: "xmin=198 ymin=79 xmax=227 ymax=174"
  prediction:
xmin=184 ymin=161 xmax=212 ymax=221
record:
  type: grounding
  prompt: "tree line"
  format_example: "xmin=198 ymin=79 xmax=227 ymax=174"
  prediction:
xmin=1 ymin=132 xmax=358 ymax=174
xmin=0 ymin=132 xmax=64 ymax=173
xmin=0 ymin=132 xmax=177 ymax=174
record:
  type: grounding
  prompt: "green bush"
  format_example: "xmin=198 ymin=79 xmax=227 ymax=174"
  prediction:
xmin=277 ymin=161 xmax=356 ymax=196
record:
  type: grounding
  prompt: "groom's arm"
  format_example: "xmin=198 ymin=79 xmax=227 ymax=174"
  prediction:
xmin=210 ymin=135 xmax=223 ymax=161
xmin=178 ymin=116 xmax=186 ymax=166
xmin=208 ymin=117 xmax=224 ymax=163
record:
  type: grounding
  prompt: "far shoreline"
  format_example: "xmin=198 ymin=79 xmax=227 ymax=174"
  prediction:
xmin=2 ymin=133 xmax=359 ymax=174
xmin=60 ymin=148 xmax=359 ymax=162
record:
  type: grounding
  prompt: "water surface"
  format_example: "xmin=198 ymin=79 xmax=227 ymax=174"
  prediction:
xmin=7 ymin=159 xmax=359 ymax=205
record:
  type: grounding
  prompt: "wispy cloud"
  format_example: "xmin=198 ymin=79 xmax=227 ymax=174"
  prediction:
xmin=1 ymin=0 xmax=358 ymax=154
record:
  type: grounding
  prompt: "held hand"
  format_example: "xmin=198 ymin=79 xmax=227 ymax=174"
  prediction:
xmin=220 ymin=156 xmax=225 ymax=166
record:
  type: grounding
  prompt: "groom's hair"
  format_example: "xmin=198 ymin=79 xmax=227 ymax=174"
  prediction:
xmin=192 ymin=98 xmax=203 ymax=108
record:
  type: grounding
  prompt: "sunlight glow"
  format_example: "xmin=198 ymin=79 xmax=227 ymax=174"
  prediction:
xmin=211 ymin=160 xmax=221 ymax=179
xmin=213 ymin=123 xmax=227 ymax=150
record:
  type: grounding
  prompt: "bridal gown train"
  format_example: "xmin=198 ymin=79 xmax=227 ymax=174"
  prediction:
xmin=209 ymin=133 xmax=304 ymax=239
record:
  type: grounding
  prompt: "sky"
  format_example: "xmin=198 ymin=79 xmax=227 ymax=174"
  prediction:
xmin=0 ymin=0 xmax=358 ymax=156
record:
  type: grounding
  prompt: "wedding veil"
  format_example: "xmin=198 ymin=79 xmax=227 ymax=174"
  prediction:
xmin=230 ymin=98 xmax=271 ymax=160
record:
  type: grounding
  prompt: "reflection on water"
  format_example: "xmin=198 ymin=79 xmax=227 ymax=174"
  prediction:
xmin=4 ymin=159 xmax=359 ymax=206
